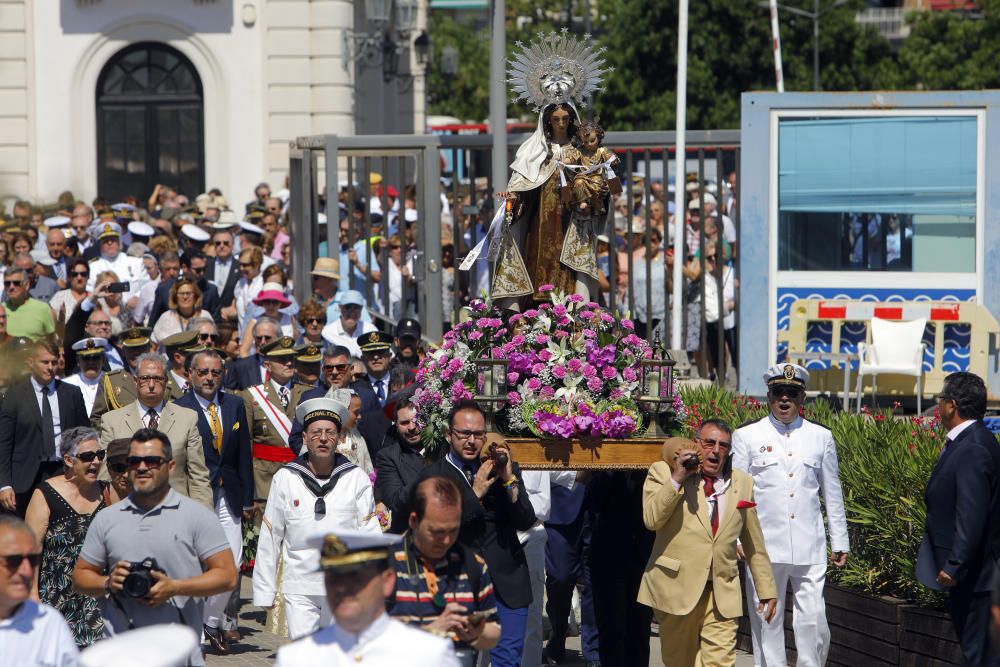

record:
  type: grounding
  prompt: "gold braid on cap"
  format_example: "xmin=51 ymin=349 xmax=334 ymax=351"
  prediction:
xmin=507 ymin=29 xmax=613 ymax=112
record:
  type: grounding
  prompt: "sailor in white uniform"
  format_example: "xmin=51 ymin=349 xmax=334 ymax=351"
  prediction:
xmin=275 ymin=530 xmax=461 ymax=667
xmin=253 ymin=397 xmax=380 ymax=639
xmin=86 ymin=221 xmax=147 ymax=302
xmin=62 ymin=336 xmax=107 ymax=415
xmin=732 ymin=363 xmax=850 ymax=667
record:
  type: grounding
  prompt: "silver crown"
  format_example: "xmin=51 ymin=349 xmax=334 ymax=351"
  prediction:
xmin=507 ymin=29 xmax=613 ymax=112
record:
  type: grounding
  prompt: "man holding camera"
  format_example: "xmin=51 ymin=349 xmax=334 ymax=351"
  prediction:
xmin=73 ymin=428 xmax=238 ymax=666
xmin=414 ymin=400 xmax=536 ymax=667
xmin=732 ymin=364 xmax=850 ymax=667
xmin=639 ymin=425 xmax=777 ymax=667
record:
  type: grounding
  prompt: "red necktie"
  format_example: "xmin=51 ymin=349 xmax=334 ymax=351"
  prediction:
xmin=703 ymin=475 xmax=718 ymax=535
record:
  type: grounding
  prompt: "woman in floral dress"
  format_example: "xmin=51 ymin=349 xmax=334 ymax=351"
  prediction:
xmin=25 ymin=427 xmax=110 ymax=647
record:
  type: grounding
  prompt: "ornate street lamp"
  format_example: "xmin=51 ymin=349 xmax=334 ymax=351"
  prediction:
xmin=637 ymin=333 xmax=677 ymax=413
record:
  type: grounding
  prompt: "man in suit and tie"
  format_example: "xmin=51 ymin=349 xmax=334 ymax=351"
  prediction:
xmin=207 ymin=228 xmax=240 ymax=310
xmin=917 ymin=371 xmax=1000 ymax=666
xmin=239 ymin=336 xmax=313 ymax=503
xmin=222 ymin=318 xmax=279 ymax=391
xmin=412 ymin=400 xmax=537 ymax=667
xmin=351 ymin=331 xmax=393 ymax=414
xmin=176 ymin=348 xmax=253 ymax=652
xmin=639 ymin=425 xmax=778 ymax=667
xmin=0 ymin=339 xmax=90 ymax=515
xmin=98 ymin=351 xmax=213 ymax=509
xmin=161 ymin=329 xmax=204 ymax=400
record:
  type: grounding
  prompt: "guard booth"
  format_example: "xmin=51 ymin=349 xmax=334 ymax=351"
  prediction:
xmin=739 ymin=91 xmax=1000 ymax=403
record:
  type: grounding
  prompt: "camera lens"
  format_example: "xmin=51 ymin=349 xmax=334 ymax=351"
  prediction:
xmin=122 ymin=571 xmax=151 ymax=598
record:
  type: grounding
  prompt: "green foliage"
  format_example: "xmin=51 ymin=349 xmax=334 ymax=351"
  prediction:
xmin=681 ymin=386 xmax=948 ymax=608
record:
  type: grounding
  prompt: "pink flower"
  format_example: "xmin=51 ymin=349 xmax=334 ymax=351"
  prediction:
xmin=623 ymin=367 xmax=638 ymax=382
xmin=531 ymin=363 xmax=546 ymax=375
xmin=579 ymin=311 xmax=595 ymax=320
xmin=552 ymin=365 xmax=567 ymax=379
xmin=553 ymin=330 xmax=569 ymax=339
xmin=539 ymin=284 xmax=555 ymax=292
xmin=469 ymin=331 xmax=483 ymax=341
xmin=511 ymin=334 xmax=526 ymax=346
xmin=600 ymin=312 xmax=614 ymax=323
xmin=449 ymin=358 xmax=464 ymax=372
xmin=553 ymin=304 xmax=568 ymax=317
xmin=537 ymin=349 xmax=553 ymax=362
xmin=601 ymin=365 xmax=617 ymax=379
xmin=540 ymin=385 xmax=555 ymax=398
xmin=567 ymin=358 xmax=582 ymax=373
xmin=523 ymin=309 xmax=539 ymax=318
xmin=539 ymin=303 xmax=551 ymax=311
xmin=568 ymin=294 xmax=585 ymax=303
xmin=534 ymin=333 xmax=550 ymax=345
xmin=621 ymin=319 xmax=635 ymax=330
xmin=586 ymin=377 xmax=603 ymax=392
xmin=587 ymin=301 xmax=600 ymax=309
xmin=507 ymin=372 xmax=520 ymax=384
xmin=527 ymin=377 xmax=542 ymax=391
xmin=582 ymin=364 xmax=597 ymax=378
xmin=507 ymin=391 xmax=522 ymax=405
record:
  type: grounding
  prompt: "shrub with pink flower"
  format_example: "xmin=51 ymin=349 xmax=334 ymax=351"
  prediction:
xmin=412 ymin=287 xmax=687 ymax=452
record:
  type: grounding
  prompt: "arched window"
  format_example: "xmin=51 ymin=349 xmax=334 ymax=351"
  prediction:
xmin=97 ymin=42 xmax=205 ymax=202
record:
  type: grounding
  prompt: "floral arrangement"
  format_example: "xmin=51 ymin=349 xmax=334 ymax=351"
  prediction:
xmin=413 ymin=286 xmax=686 ymax=455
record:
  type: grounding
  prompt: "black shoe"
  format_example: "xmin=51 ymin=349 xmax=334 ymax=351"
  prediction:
xmin=203 ymin=624 xmax=229 ymax=653
xmin=542 ymin=643 xmax=565 ymax=664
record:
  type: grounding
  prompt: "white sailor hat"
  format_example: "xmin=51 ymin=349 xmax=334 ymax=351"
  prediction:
xmin=764 ymin=363 xmax=809 ymax=389
xmin=404 ymin=208 xmax=419 ymax=223
xmin=180 ymin=224 xmax=210 ymax=243
xmin=93 ymin=222 xmax=122 ymax=240
xmin=72 ymin=337 xmax=109 ymax=357
xmin=29 ymin=249 xmax=56 ymax=267
xmin=326 ymin=388 xmax=357 ymax=425
xmin=295 ymin=397 xmax=343 ymax=430
xmin=239 ymin=221 xmax=265 ymax=236
xmin=80 ymin=624 xmax=198 ymax=667
xmin=44 ymin=215 xmax=70 ymax=228
xmin=128 ymin=221 xmax=155 ymax=238
xmin=306 ymin=529 xmax=402 ymax=572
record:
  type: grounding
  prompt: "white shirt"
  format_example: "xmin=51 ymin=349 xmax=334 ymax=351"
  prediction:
xmin=518 ymin=470 xmax=551 ymax=545
xmin=135 ymin=276 xmax=161 ymax=326
xmin=321 ymin=318 xmax=377 ymax=358
xmin=30 ymin=377 xmax=61 ymax=460
xmin=945 ymin=419 xmax=976 ymax=445
xmin=193 ymin=391 xmax=221 ymax=424
xmin=86 ymin=251 xmax=148 ymax=300
xmin=275 ymin=613 xmax=460 ymax=667
xmin=49 ymin=289 xmax=85 ymax=323
xmin=141 ymin=402 xmax=166 ymax=428
xmin=253 ymin=462 xmax=378 ymax=603
xmin=171 ymin=370 xmax=190 ymax=393
xmin=62 ymin=371 xmax=104 ymax=417
xmin=732 ymin=414 xmax=850 ymax=565
xmin=212 ymin=257 xmax=234 ymax=291
xmin=234 ymin=273 xmax=264 ymax=334
xmin=0 ymin=601 xmax=79 ymax=667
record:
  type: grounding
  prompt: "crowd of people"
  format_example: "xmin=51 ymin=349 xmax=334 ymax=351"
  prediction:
xmin=0 ymin=176 xmax=997 ymax=667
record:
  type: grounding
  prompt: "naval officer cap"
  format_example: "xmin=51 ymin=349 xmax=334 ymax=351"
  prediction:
xmin=73 ymin=337 xmax=109 ymax=358
xmin=359 ymin=331 xmax=393 ymax=354
xmin=160 ymin=328 xmax=204 ymax=353
xmin=260 ymin=335 xmax=297 ymax=358
xmin=295 ymin=397 xmax=343 ymax=430
xmin=307 ymin=529 xmax=402 ymax=573
xmin=764 ymin=363 xmax=809 ymax=389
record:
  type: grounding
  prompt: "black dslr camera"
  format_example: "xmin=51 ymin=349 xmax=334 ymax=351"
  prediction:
xmin=479 ymin=442 xmax=510 ymax=480
xmin=123 ymin=557 xmax=165 ymax=599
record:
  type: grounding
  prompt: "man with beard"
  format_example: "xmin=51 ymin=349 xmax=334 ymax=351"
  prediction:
xmin=732 ymin=364 xmax=849 ymax=667
xmin=375 ymin=399 xmax=425 ymax=534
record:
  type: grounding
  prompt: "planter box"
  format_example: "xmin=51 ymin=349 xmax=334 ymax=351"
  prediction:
xmin=505 ymin=437 xmax=663 ymax=470
xmin=736 ymin=574 xmax=960 ymax=666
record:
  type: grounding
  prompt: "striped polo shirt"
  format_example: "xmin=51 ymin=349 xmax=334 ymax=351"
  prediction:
xmin=388 ymin=533 xmax=498 ymax=648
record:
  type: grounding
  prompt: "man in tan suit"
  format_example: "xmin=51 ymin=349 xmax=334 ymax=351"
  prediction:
xmin=98 ymin=351 xmax=213 ymax=509
xmin=639 ymin=421 xmax=778 ymax=667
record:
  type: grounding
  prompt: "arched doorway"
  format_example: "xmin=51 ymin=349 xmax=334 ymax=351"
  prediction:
xmin=96 ymin=42 xmax=205 ymax=202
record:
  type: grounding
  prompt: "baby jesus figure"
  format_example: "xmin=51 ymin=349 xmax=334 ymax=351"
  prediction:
xmin=557 ymin=119 xmax=620 ymax=294
xmin=570 ymin=119 xmax=621 ymax=217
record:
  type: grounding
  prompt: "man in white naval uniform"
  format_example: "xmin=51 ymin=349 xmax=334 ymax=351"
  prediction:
xmin=62 ymin=336 xmax=107 ymax=415
xmin=732 ymin=363 xmax=849 ymax=667
xmin=275 ymin=529 xmax=461 ymax=667
xmin=253 ymin=397 xmax=380 ymax=639
xmin=85 ymin=222 xmax=147 ymax=303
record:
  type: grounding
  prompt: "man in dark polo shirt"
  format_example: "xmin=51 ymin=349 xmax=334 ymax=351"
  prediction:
xmin=389 ymin=476 xmax=498 ymax=666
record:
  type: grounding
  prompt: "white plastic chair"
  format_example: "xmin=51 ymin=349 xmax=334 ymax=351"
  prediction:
xmin=855 ymin=317 xmax=927 ymax=413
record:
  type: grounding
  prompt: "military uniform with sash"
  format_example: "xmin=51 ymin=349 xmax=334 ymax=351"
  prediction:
xmin=240 ymin=336 xmax=313 ymax=502
xmin=89 ymin=326 xmax=151 ymax=429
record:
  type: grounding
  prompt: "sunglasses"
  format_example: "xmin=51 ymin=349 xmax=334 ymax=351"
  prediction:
xmin=771 ymin=387 xmax=802 ymax=399
xmin=108 ymin=461 xmax=128 ymax=474
xmin=1 ymin=553 xmax=42 ymax=570
xmin=69 ymin=271 xmax=89 ymax=278
xmin=214 ymin=240 xmax=232 ymax=246
xmin=194 ymin=368 xmax=223 ymax=377
xmin=324 ymin=363 xmax=349 ymax=372
xmin=73 ymin=449 xmax=107 ymax=463
xmin=127 ymin=455 xmax=169 ymax=469
xmin=198 ymin=333 xmax=220 ymax=342
xmin=3 ymin=280 xmax=24 ymax=287
xmin=353 ymin=372 xmax=367 ymax=380
xmin=305 ymin=317 xmax=326 ymax=325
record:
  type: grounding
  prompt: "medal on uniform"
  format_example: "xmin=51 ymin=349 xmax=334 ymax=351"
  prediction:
xmin=767 ymin=445 xmax=773 ymax=452
xmin=759 ymin=446 xmax=766 ymax=453
xmin=433 ymin=591 xmax=446 ymax=609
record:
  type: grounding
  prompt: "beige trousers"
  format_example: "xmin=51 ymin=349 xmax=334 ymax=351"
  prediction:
xmin=654 ymin=583 xmax=738 ymax=667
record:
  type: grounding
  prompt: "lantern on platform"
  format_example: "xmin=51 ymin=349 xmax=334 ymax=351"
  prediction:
xmin=473 ymin=353 xmax=510 ymax=429
xmin=637 ymin=333 xmax=676 ymax=414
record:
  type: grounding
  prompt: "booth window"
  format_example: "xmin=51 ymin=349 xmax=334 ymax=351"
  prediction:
xmin=777 ymin=115 xmax=976 ymax=272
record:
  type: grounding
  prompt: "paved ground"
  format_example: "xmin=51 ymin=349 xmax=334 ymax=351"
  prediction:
xmin=205 ymin=579 xmax=754 ymax=666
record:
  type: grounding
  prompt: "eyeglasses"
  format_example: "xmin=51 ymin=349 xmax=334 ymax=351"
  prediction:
xmin=254 ymin=334 xmax=274 ymax=343
xmin=198 ymin=333 xmax=219 ymax=342
xmin=127 ymin=455 xmax=169 ymax=469
xmin=214 ymin=240 xmax=232 ymax=246
xmin=696 ymin=437 xmax=732 ymax=450
xmin=73 ymin=449 xmax=107 ymax=463
xmin=175 ymin=291 xmax=196 ymax=298
xmin=88 ymin=320 xmax=112 ymax=328
xmin=3 ymin=280 xmax=24 ymax=287
xmin=108 ymin=461 xmax=128 ymax=474
xmin=69 ymin=271 xmax=89 ymax=278
xmin=1 ymin=553 xmax=42 ymax=570
xmin=194 ymin=368 xmax=223 ymax=377
xmin=136 ymin=375 xmax=166 ymax=385
xmin=451 ymin=428 xmax=487 ymax=442
xmin=324 ymin=363 xmax=348 ymax=372
xmin=304 ymin=317 xmax=326 ymax=325
xmin=307 ymin=428 xmax=339 ymax=441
